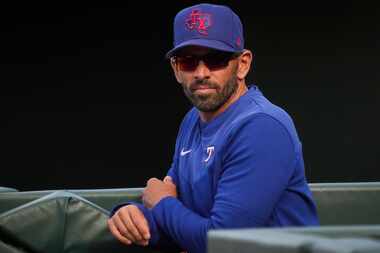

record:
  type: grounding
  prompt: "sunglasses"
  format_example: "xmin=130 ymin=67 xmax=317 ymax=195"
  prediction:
xmin=173 ymin=51 xmax=241 ymax=72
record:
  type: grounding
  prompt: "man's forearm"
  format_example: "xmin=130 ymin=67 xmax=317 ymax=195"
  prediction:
xmin=150 ymin=197 xmax=211 ymax=253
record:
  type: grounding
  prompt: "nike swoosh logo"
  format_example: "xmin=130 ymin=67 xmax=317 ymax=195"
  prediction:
xmin=180 ymin=148 xmax=192 ymax=156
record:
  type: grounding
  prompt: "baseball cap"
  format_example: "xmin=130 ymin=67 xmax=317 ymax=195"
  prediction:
xmin=166 ymin=3 xmax=244 ymax=58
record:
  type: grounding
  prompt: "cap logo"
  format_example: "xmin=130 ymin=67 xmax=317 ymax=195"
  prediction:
xmin=236 ymin=37 xmax=241 ymax=46
xmin=185 ymin=9 xmax=212 ymax=35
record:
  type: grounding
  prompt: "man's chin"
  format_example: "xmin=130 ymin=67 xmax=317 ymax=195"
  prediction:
xmin=193 ymin=99 xmax=221 ymax=112
xmin=196 ymin=104 xmax=220 ymax=113
xmin=187 ymin=92 xmax=221 ymax=112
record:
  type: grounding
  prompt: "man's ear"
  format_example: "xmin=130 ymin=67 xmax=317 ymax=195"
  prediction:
xmin=236 ymin=50 xmax=253 ymax=80
xmin=170 ymin=58 xmax=183 ymax=83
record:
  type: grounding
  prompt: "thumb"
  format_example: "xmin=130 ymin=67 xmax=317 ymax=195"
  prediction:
xmin=163 ymin=176 xmax=173 ymax=184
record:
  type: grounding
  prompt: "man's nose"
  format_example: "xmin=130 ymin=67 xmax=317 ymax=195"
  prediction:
xmin=193 ymin=60 xmax=211 ymax=79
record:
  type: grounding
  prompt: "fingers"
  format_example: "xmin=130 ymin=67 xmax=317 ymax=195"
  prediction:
xmin=163 ymin=176 xmax=173 ymax=184
xmin=120 ymin=206 xmax=149 ymax=242
xmin=148 ymin=176 xmax=174 ymax=185
xmin=147 ymin=177 xmax=160 ymax=186
xmin=107 ymin=218 xmax=132 ymax=245
xmin=113 ymin=211 xmax=136 ymax=242
xmin=164 ymin=176 xmax=177 ymax=189
xmin=108 ymin=205 xmax=151 ymax=246
xmin=129 ymin=205 xmax=151 ymax=240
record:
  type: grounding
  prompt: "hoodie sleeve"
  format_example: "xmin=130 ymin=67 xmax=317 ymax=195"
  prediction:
xmin=149 ymin=115 xmax=297 ymax=253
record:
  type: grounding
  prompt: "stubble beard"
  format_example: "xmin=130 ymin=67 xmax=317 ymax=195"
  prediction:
xmin=182 ymin=72 xmax=239 ymax=113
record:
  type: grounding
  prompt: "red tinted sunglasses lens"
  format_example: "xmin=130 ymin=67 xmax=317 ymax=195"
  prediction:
xmin=203 ymin=53 xmax=232 ymax=70
xmin=176 ymin=53 xmax=236 ymax=71
xmin=177 ymin=56 xmax=199 ymax=71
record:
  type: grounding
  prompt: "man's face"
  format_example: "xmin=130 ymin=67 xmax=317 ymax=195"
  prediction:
xmin=172 ymin=46 xmax=240 ymax=112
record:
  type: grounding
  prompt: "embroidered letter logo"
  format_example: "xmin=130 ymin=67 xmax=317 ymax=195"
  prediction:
xmin=185 ymin=9 xmax=212 ymax=35
xmin=204 ymin=146 xmax=215 ymax=162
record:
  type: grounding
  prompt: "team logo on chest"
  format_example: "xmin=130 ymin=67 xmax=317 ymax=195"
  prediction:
xmin=204 ymin=146 xmax=215 ymax=162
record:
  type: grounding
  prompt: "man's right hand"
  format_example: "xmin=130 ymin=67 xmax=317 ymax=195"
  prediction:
xmin=107 ymin=205 xmax=151 ymax=246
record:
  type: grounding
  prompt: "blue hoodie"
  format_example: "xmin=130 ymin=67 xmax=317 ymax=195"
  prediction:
xmin=112 ymin=85 xmax=319 ymax=253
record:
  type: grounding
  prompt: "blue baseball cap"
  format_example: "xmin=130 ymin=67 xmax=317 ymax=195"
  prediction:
xmin=166 ymin=3 xmax=244 ymax=58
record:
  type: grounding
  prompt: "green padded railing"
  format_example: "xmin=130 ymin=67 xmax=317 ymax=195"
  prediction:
xmin=0 ymin=187 xmax=18 ymax=193
xmin=208 ymin=225 xmax=380 ymax=253
xmin=0 ymin=191 xmax=162 ymax=253
xmin=1 ymin=182 xmax=380 ymax=253
xmin=309 ymin=182 xmax=380 ymax=225
xmin=0 ymin=188 xmax=143 ymax=214
xmin=2 ymin=183 xmax=380 ymax=225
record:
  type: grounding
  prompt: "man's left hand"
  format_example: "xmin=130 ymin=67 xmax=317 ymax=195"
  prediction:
xmin=143 ymin=176 xmax=177 ymax=209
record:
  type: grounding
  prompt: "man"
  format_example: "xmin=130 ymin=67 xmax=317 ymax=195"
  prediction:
xmin=108 ymin=3 xmax=319 ymax=253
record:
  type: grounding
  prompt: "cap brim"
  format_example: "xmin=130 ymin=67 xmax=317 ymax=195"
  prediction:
xmin=165 ymin=39 xmax=239 ymax=58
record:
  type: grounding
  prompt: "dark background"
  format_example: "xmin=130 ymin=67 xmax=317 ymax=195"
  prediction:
xmin=0 ymin=1 xmax=378 ymax=190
